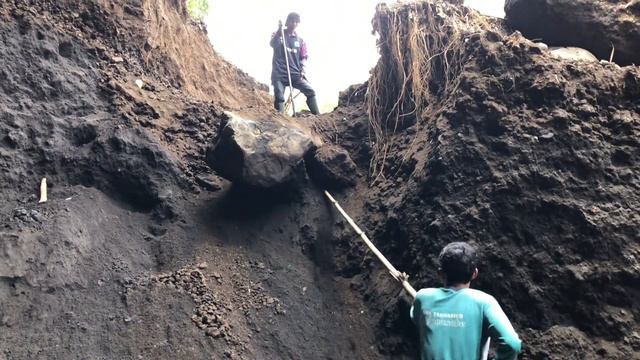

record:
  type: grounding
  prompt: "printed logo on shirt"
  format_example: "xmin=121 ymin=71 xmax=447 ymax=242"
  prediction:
xmin=424 ymin=311 xmax=465 ymax=328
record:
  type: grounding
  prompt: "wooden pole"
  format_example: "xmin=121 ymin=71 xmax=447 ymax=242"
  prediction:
xmin=325 ymin=190 xmax=490 ymax=359
xmin=324 ymin=190 xmax=416 ymax=298
xmin=39 ymin=177 xmax=47 ymax=204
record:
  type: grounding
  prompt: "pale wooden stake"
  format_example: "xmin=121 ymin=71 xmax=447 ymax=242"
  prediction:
xmin=609 ymin=44 xmax=615 ymax=63
xmin=39 ymin=177 xmax=48 ymax=204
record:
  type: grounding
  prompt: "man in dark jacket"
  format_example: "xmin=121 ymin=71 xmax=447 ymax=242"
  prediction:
xmin=270 ymin=12 xmax=319 ymax=115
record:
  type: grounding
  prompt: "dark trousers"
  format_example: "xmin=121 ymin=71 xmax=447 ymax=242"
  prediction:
xmin=273 ymin=77 xmax=319 ymax=114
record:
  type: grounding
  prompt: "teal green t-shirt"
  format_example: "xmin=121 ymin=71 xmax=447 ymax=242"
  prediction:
xmin=411 ymin=288 xmax=522 ymax=360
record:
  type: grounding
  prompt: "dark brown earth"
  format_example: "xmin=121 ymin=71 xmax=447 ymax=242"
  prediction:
xmin=0 ymin=1 xmax=378 ymax=359
xmin=1 ymin=0 xmax=640 ymax=360
xmin=315 ymin=2 xmax=640 ymax=359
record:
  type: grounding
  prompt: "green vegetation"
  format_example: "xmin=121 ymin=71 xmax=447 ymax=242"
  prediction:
xmin=187 ymin=0 xmax=209 ymax=21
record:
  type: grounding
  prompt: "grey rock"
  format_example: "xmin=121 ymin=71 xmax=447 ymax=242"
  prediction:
xmin=206 ymin=114 xmax=313 ymax=188
xmin=505 ymin=0 xmax=640 ymax=66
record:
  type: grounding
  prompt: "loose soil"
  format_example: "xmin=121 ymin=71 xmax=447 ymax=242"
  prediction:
xmin=1 ymin=1 xmax=639 ymax=360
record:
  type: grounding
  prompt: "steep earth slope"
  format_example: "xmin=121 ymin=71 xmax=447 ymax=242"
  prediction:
xmin=0 ymin=1 xmax=379 ymax=359
xmin=2 ymin=0 xmax=639 ymax=359
xmin=315 ymin=1 xmax=640 ymax=359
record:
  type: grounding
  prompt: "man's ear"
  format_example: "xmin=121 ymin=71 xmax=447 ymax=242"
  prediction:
xmin=472 ymin=268 xmax=479 ymax=281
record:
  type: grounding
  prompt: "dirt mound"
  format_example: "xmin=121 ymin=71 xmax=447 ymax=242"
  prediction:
xmin=315 ymin=1 xmax=640 ymax=358
xmin=3 ymin=0 xmax=640 ymax=358
xmin=0 ymin=1 xmax=380 ymax=359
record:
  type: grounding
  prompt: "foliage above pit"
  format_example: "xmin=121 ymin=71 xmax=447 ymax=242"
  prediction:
xmin=187 ymin=0 xmax=209 ymax=21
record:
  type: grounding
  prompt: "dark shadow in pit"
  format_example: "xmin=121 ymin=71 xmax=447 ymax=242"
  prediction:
xmin=205 ymin=181 xmax=303 ymax=220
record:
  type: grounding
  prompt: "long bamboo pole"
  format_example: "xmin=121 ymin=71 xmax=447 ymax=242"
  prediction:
xmin=324 ymin=190 xmax=416 ymax=298
xmin=325 ymin=190 xmax=490 ymax=359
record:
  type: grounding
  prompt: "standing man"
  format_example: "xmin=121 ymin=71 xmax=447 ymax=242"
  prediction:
xmin=411 ymin=242 xmax=522 ymax=360
xmin=270 ymin=12 xmax=320 ymax=115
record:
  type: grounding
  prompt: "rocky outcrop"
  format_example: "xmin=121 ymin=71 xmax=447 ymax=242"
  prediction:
xmin=206 ymin=114 xmax=314 ymax=188
xmin=505 ymin=0 xmax=640 ymax=66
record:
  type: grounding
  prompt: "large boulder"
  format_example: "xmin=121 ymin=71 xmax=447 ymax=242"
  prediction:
xmin=206 ymin=114 xmax=314 ymax=188
xmin=505 ymin=0 xmax=640 ymax=66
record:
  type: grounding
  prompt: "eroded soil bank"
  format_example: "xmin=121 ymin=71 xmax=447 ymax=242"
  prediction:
xmin=1 ymin=0 xmax=639 ymax=360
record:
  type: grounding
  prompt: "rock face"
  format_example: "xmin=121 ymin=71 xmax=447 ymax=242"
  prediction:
xmin=206 ymin=114 xmax=314 ymax=188
xmin=305 ymin=144 xmax=357 ymax=190
xmin=505 ymin=0 xmax=640 ymax=66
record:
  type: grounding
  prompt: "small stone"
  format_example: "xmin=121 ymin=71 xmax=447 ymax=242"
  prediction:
xmin=135 ymin=79 xmax=144 ymax=89
xmin=197 ymin=262 xmax=208 ymax=269
xmin=206 ymin=328 xmax=222 ymax=338
xmin=112 ymin=56 xmax=124 ymax=63
xmin=124 ymin=316 xmax=132 ymax=323
xmin=541 ymin=132 xmax=555 ymax=139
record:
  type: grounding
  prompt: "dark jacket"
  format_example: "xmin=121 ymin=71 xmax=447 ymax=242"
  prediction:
xmin=270 ymin=29 xmax=308 ymax=82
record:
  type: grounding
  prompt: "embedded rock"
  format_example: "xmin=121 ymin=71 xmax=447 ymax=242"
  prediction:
xmin=505 ymin=0 xmax=640 ymax=66
xmin=206 ymin=114 xmax=314 ymax=188
xmin=549 ymin=47 xmax=598 ymax=62
xmin=305 ymin=144 xmax=357 ymax=190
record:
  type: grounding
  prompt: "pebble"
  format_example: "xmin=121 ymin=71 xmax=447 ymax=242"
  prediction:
xmin=206 ymin=328 xmax=222 ymax=338
xmin=541 ymin=132 xmax=555 ymax=139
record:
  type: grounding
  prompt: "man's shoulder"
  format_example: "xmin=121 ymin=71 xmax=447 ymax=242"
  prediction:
xmin=416 ymin=288 xmax=440 ymax=297
xmin=461 ymin=288 xmax=499 ymax=305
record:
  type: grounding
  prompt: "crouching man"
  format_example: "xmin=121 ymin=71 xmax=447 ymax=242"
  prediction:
xmin=411 ymin=242 xmax=522 ymax=360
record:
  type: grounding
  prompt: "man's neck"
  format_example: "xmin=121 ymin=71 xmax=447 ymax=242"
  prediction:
xmin=447 ymin=282 xmax=471 ymax=290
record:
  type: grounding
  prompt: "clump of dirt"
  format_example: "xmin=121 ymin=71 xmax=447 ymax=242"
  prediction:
xmin=315 ymin=1 xmax=640 ymax=359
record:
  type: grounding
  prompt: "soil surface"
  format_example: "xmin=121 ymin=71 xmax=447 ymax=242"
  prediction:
xmin=314 ymin=3 xmax=640 ymax=358
xmin=1 ymin=0 xmax=639 ymax=360
xmin=0 ymin=1 xmax=377 ymax=359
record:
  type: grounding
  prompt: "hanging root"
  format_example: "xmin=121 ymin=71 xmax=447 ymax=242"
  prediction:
xmin=367 ymin=1 xmax=497 ymax=180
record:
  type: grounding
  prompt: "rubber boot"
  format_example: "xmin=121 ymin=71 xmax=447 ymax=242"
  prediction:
xmin=307 ymin=96 xmax=319 ymax=115
xmin=274 ymin=101 xmax=284 ymax=113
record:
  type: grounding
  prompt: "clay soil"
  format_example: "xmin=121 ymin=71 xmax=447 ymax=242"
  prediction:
xmin=1 ymin=1 xmax=640 ymax=360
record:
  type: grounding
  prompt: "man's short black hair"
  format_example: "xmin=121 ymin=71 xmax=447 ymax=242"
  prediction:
xmin=438 ymin=242 xmax=478 ymax=285
xmin=286 ymin=12 xmax=300 ymax=24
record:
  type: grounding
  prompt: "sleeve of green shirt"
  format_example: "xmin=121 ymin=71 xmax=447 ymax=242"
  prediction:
xmin=484 ymin=297 xmax=522 ymax=360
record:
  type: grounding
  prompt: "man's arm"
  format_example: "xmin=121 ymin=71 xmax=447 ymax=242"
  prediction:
xmin=299 ymin=38 xmax=308 ymax=78
xmin=270 ymin=22 xmax=283 ymax=48
xmin=484 ymin=298 xmax=522 ymax=360
xmin=410 ymin=297 xmax=421 ymax=324
xmin=269 ymin=30 xmax=281 ymax=48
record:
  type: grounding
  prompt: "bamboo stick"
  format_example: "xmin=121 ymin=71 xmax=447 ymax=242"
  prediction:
xmin=324 ymin=190 xmax=416 ymax=298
